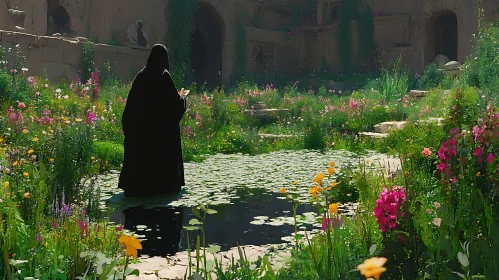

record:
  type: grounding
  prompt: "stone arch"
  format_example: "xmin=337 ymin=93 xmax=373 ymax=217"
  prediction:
xmin=425 ymin=10 xmax=458 ymax=66
xmin=190 ymin=0 xmax=233 ymax=88
xmin=47 ymin=0 xmax=72 ymax=35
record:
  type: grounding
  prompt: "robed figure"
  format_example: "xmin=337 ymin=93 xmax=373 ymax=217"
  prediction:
xmin=118 ymin=44 xmax=187 ymax=197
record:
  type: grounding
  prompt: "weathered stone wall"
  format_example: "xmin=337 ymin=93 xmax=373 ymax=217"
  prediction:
xmin=0 ymin=30 xmax=149 ymax=83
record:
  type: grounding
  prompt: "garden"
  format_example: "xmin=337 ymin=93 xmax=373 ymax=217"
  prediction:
xmin=1 ymin=8 xmax=499 ymax=280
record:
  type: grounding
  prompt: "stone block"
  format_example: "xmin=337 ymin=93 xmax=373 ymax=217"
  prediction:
xmin=408 ymin=90 xmax=428 ymax=98
xmin=374 ymin=121 xmax=407 ymax=134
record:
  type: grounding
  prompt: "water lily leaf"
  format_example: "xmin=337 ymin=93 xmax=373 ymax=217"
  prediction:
xmin=124 ymin=267 xmax=139 ymax=276
xmin=189 ymin=218 xmax=202 ymax=225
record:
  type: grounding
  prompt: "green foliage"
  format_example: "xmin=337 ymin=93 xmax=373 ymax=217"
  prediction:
xmin=164 ymin=0 xmax=199 ymax=86
xmin=378 ymin=54 xmax=409 ymax=102
xmin=442 ymin=86 xmax=481 ymax=131
xmin=99 ymin=60 xmax=118 ymax=87
xmin=418 ymin=62 xmax=444 ymax=90
xmin=92 ymin=141 xmax=124 ymax=171
xmin=79 ymin=41 xmax=95 ymax=83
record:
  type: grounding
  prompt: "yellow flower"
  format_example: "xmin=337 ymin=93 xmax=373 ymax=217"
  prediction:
xmin=23 ymin=172 xmax=29 ymax=177
xmin=45 ymin=242 xmax=49 ymax=247
xmin=476 ymin=172 xmax=481 ymax=177
xmin=357 ymin=257 xmax=387 ymax=280
xmin=22 ymin=129 xmax=28 ymax=134
xmin=32 ymin=137 xmax=39 ymax=142
xmin=27 ymin=149 xmax=34 ymax=154
xmin=119 ymin=235 xmax=142 ymax=258
xmin=64 ymin=120 xmax=70 ymax=124
xmin=330 ymin=161 xmax=335 ymax=167
xmin=49 ymin=158 xmax=55 ymax=162
xmin=13 ymin=161 xmax=18 ymax=166
xmin=312 ymin=173 xmax=326 ymax=184
xmin=327 ymin=166 xmax=335 ymax=175
xmin=329 ymin=203 xmax=339 ymax=215
xmin=75 ymin=118 xmax=83 ymax=122
xmin=280 ymin=187 xmax=287 ymax=194
xmin=24 ymin=192 xmax=30 ymax=198
xmin=91 ymin=156 xmax=95 ymax=160
xmin=293 ymin=181 xmax=299 ymax=185
xmin=330 ymin=181 xmax=339 ymax=188
xmin=3 ymin=181 xmax=9 ymax=188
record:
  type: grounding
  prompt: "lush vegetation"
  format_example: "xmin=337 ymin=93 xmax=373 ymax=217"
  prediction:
xmin=2 ymin=9 xmax=499 ymax=279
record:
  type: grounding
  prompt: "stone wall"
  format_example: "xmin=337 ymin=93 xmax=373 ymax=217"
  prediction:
xmin=0 ymin=30 xmax=150 ymax=83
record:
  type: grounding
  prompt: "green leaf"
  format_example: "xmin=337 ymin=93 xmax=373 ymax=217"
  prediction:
xmin=206 ymin=209 xmax=218 ymax=215
xmin=458 ymin=252 xmax=470 ymax=267
xmin=192 ymin=207 xmax=202 ymax=219
xmin=183 ymin=226 xmax=200 ymax=231
xmin=189 ymin=218 xmax=202 ymax=225
xmin=124 ymin=267 xmax=140 ymax=276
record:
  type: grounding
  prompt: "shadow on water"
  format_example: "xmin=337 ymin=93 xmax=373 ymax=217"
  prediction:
xmin=106 ymin=188 xmax=318 ymax=257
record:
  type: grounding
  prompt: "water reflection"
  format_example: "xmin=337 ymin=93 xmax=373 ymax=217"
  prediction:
xmin=107 ymin=188 xmax=319 ymax=257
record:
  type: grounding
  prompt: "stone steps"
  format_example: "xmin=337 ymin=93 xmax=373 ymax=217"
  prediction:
xmin=360 ymin=117 xmax=444 ymax=138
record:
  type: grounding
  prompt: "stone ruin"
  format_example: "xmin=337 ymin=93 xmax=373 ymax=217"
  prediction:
xmin=0 ymin=0 xmax=498 ymax=86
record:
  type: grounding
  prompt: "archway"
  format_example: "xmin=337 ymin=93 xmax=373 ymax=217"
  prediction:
xmin=426 ymin=11 xmax=458 ymax=65
xmin=47 ymin=0 xmax=71 ymax=35
xmin=190 ymin=1 xmax=224 ymax=90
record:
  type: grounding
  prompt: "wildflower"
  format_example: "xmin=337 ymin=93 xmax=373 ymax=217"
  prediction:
xmin=36 ymin=232 xmax=42 ymax=244
xmin=17 ymin=102 xmax=26 ymax=109
xmin=49 ymin=158 xmax=55 ymax=162
xmin=329 ymin=161 xmax=335 ymax=167
xmin=75 ymin=118 xmax=83 ymax=122
xmin=312 ymin=172 xmax=326 ymax=184
xmin=487 ymin=153 xmax=495 ymax=164
xmin=22 ymin=129 xmax=28 ymax=134
xmin=45 ymin=242 xmax=49 ymax=247
xmin=476 ymin=171 xmax=481 ymax=177
xmin=433 ymin=218 xmax=442 ymax=227
xmin=357 ymin=257 xmax=387 ymax=280
xmin=119 ymin=234 xmax=142 ymax=258
xmin=421 ymin=148 xmax=432 ymax=157
xmin=280 ymin=187 xmax=287 ymax=194
xmin=426 ymin=208 xmax=432 ymax=214
xmin=32 ymin=137 xmax=39 ymax=142
xmin=23 ymin=172 xmax=29 ymax=177
xmin=13 ymin=161 xmax=18 ymax=166
xmin=55 ymin=89 xmax=61 ymax=93
xmin=35 ymin=91 xmax=40 ymax=97
xmin=27 ymin=149 xmax=34 ymax=154
xmin=44 ymin=84 xmax=49 ymax=88
xmin=3 ymin=181 xmax=9 ymax=188
xmin=321 ymin=215 xmax=344 ymax=230
xmin=329 ymin=203 xmax=339 ymax=214
xmin=0 ymin=198 xmax=2 ymax=203
xmin=373 ymin=186 xmax=406 ymax=232
xmin=327 ymin=166 xmax=335 ymax=175
xmin=24 ymin=192 xmax=30 ymax=198
xmin=433 ymin=201 xmax=441 ymax=208
xmin=293 ymin=181 xmax=299 ymax=185
xmin=309 ymin=186 xmax=322 ymax=197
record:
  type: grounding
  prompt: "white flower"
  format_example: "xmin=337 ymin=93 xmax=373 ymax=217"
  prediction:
xmin=55 ymin=89 xmax=62 ymax=93
xmin=63 ymin=95 xmax=69 ymax=99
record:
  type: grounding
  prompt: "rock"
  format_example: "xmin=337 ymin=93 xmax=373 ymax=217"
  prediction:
xmin=358 ymin=132 xmax=390 ymax=138
xmin=434 ymin=54 xmax=449 ymax=66
xmin=76 ymin=36 xmax=89 ymax=42
xmin=253 ymin=102 xmax=267 ymax=110
xmin=408 ymin=90 xmax=428 ymax=98
xmin=373 ymin=121 xmax=407 ymax=133
xmin=442 ymin=61 xmax=462 ymax=71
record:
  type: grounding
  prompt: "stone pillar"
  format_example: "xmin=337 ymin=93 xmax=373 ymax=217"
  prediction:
xmin=317 ymin=0 xmax=324 ymax=26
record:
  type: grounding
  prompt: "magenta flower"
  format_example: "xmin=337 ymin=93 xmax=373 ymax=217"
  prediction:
xmin=487 ymin=153 xmax=495 ymax=164
xmin=373 ymin=186 xmax=406 ymax=233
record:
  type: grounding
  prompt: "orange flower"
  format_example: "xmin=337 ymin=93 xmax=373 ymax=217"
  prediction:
xmin=421 ymin=148 xmax=432 ymax=157
xmin=357 ymin=257 xmax=387 ymax=280
xmin=24 ymin=192 xmax=30 ymax=198
xmin=119 ymin=235 xmax=142 ymax=258
xmin=280 ymin=187 xmax=287 ymax=194
xmin=312 ymin=173 xmax=326 ymax=184
xmin=293 ymin=181 xmax=299 ymax=185
xmin=329 ymin=203 xmax=339 ymax=215
xmin=329 ymin=161 xmax=335 ymax=167
xmin=327 ymin=166 xmax=335 ymax=175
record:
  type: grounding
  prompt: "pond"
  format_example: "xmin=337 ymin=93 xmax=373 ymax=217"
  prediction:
xmin=95 ymin=149 xmax=399 ymax=258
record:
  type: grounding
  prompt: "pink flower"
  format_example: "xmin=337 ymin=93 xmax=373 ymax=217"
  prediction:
xmin=35 ymin=91 xmax=40 ymax=97
xmin=474 ymin=147 xmax=482 ymax=157
xmin=433 ymin=218 xmax=441 ymax=227
xmin=433 ymin=201 xmax=441 ymax=208
xmin=421 ymin=148 xmax=432 ymax=157
xmin=17 ymin=102 xmax=25 ymax=109
xmin=437 ymin=162 xmax=446 ymax=172
xmin=373 ymin=186 xmax=406 ymax=233
xmin=426 ymin=208 xmax=432 ymax=214
xmin=321 ymin=215 xmax=344 ymax=230
xmin=487 ymin=153 xmax=495 ymax=164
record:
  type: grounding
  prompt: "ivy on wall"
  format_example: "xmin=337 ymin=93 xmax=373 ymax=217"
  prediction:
xmin=232 ymin=14 xmax=248 ymax=85
xmin=164 ymin=0 xmax=199 ymax=87
xmin=357 ymin=3 xmax=376 ymax=68
xmin=338 ymin=0 xmax=355 ymax=74
xmin=79 ymin=41 xmax=95 ymax=83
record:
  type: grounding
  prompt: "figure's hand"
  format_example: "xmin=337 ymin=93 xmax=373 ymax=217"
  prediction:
xmin=179 ymin=88 xmax=190 ymax=96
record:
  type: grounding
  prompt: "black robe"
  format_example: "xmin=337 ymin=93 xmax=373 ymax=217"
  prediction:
xmin=118 ymin=44 xmax=186 ymax=197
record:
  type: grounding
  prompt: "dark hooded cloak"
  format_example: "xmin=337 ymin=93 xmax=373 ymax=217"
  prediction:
xmin=118 ymin=44 xmax=186 ymax=197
